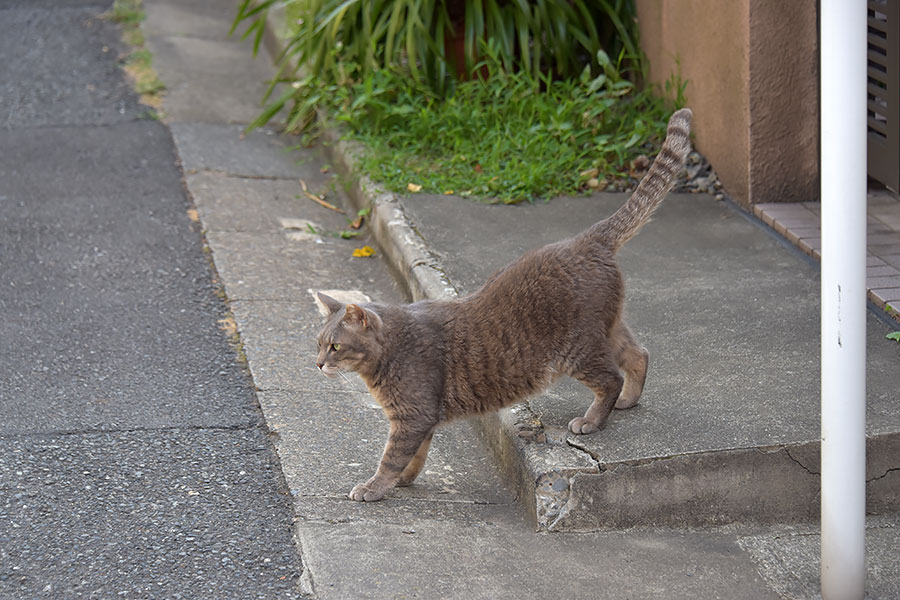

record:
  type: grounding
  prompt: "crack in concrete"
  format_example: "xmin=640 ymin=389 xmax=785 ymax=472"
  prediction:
xmin=379 ymin=200 xmax=460 ymax=299
xmin=867 ymin=466 xmax=900 ymax=483
xmin=1 ymin=423 xmax=261 ymax=439
xmin=563 ymin=442 xmax=825 ymax=476
xmin=256 ymin=386 xmax=370 ymax=395
xmin=399 ymin=213 xmax=430 ymax=250
xmin=413 ymin=262 xmax=458 ymax=294
xmin=187 ymin=168 xmax=300 ymax=182
xmin=783 ymin=446 xmax=819 ymax=476
xmin=564 ymin=440 xmax=707 ymax=473
xmin=564 ymin=437 xmax=603 ymax=467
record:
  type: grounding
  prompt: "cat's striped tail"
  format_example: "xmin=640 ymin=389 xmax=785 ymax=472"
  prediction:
xmin=589 ymin=108 xmax=692 ymax=251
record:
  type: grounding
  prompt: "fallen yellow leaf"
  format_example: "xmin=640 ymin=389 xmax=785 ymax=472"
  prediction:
xmin=352 ymin=245 xmax=376 ymax=258
xmin=443 ymin=190 xmax=454 ymax=195
xmin=218 ymin=316 xmax=238 ymax=338
xmin=407 ymin=182 xmax=423 ymax=193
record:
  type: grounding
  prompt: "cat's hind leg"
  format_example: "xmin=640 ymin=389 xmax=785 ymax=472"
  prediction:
xmin=611 ymin=322 xmax=648 ymax=410
xmin=396 ymin=431 xmax=434 ymax=487
xmin=566 ymin=351 xmax=624 ymax=435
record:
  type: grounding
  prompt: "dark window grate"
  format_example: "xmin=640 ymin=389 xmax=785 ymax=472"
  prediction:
xmin=868 ymin=0 xmax=899 ymax=192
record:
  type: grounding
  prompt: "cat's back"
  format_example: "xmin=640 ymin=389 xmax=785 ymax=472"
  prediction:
xmin=370 ymin=237 xmax=623 ymax=417
xmin=427 ymin=238 xmax=621 ymax=416
xmin=370 ymin=299 xmax=453 ymax=346
xmin=474 ymin=235 xmax=622 ymax=312
xmin=464 ymin=235 xmax=625 ymax=364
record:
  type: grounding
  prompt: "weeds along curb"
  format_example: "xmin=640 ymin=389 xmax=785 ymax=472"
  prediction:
xmin=315 ymin=116 xmax=458 ymax=303
xmin=259 ymin=13 xmax=454 ymax=303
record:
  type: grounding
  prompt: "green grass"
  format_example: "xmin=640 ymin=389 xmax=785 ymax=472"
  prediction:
xmin=124 ymin=50 xmax=165 ymax=95
xmin=108 ymin=0 xmax=144 ymax=26
xmin=104 ymin=0 xmax=166 ymax=109
xmin=234 ymin=0 xmax=682 ymax=203
xmin=269 ymin=46 xmax=684 ymax=203
xmin=358 ymin=66 xmax=677 ymax=202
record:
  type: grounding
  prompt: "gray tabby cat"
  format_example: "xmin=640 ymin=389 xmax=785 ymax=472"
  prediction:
xmin=316 ymin=108 xmax=692 ymax=502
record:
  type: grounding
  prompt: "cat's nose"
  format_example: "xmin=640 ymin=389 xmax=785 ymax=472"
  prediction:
xmin=316 ymin=362 xmax=324 ymax=370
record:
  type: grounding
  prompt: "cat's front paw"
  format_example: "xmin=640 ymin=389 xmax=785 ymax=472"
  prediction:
xmin=349 ymin=482 xmax=387 ymax=502
xmin=568 ymin=416 xmax=600 ymax=435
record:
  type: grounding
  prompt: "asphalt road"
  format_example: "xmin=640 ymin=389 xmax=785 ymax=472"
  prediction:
xmin=0 ymin=1 xmax=303 ymax=597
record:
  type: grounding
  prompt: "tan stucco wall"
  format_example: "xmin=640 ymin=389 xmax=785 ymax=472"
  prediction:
xmin=636 ymin=0 xmax=818 ymax=207
xmin=747 ymin=0 xmax=819 ymax=204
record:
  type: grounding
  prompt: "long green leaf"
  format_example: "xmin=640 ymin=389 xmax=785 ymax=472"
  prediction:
xmin=252 ymin=19 xmax=266 ymax=54
xmin=383 ymin=0 xmax=406 ymax=66
xmin=245 ymin=82 xmax=297 ymax=132
xmin=230 ymin=0 xmax=277 ymax=38
xmin=597 ymin=0 xmax=638 ymax=60
xmin=406 ymin=0 xmax=421 ymax=82
xmin=483 ymin=1 xmax=511 ymax=71
xmin=314 ymin=0 xmax=359 ymax=34
xmin=469 ymin=0 xmax=484 ymax=73
xmin=512 ymin=4 xmax=530 ymax=77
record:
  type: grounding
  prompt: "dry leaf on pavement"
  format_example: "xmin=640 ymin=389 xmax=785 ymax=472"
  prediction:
xmin=300 ymin=179 xmax=345 ymax=214
xmin=352 ymin=245 xmax=376 ymax=258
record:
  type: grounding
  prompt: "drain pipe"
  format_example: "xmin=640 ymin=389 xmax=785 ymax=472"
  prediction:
xmin=820 ymin=0 xmax=867 ymax=598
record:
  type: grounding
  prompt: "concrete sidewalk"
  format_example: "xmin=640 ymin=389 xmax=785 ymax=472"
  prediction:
xmin=142 ymin=0 xmax=900 ymax=597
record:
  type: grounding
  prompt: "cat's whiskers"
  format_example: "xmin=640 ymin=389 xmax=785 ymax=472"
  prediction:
xmin=337 ymin=369 xmax=367 ymax=392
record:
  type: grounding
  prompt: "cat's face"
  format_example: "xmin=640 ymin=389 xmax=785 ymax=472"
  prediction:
xmin=315 ymin=321 xmax=370 ymax=378
xmin=315 ymin=293 xmax=383 ymax=378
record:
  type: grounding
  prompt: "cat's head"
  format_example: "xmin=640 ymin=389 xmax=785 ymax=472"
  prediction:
xmin=315 ymin=292 xmax=384 ymax=379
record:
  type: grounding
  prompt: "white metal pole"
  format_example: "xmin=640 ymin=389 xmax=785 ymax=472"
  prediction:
xmin=820 ymin=0 xmax=867 ymax=598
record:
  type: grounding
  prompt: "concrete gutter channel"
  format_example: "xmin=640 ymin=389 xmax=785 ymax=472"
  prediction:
xmin=256 ymin=12 xmax=900 ymax=532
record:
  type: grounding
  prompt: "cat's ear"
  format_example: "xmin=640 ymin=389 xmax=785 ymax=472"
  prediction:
xmin=344 ymin=304 xmax=382 ymax=329
xmin=317 ymin=292 xmax=344 ymax=315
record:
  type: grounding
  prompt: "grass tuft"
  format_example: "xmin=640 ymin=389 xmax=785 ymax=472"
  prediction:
xmin=355 ymin=68 xmax=677 ymax=202
xmin=274 ymin=46 xmax=684 ymax=203
xmin=124 ymin=49 xmax=165 ymax=96
xmin=234 ymin=3 xmax=685 ymax=203
xmin=108 ymin=0 xmax=144 ymax=26
xmin=103 ymin=0 xmax=166 ymax=109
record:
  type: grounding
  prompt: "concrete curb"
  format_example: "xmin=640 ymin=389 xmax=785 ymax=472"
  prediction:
xmin=317 ymin=124 xmax=457 ymax=303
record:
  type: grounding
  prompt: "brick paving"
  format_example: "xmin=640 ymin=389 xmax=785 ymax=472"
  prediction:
xmin=753 ymin=187 xmax=900 ymax=321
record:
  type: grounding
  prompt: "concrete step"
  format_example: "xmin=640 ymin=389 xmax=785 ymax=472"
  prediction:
xmin=325 ymin=135 xmax=900 ymax=530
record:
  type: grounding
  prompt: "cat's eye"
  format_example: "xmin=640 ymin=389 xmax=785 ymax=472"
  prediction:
xmin=330 ymin=343 xmax=341 ymax=352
